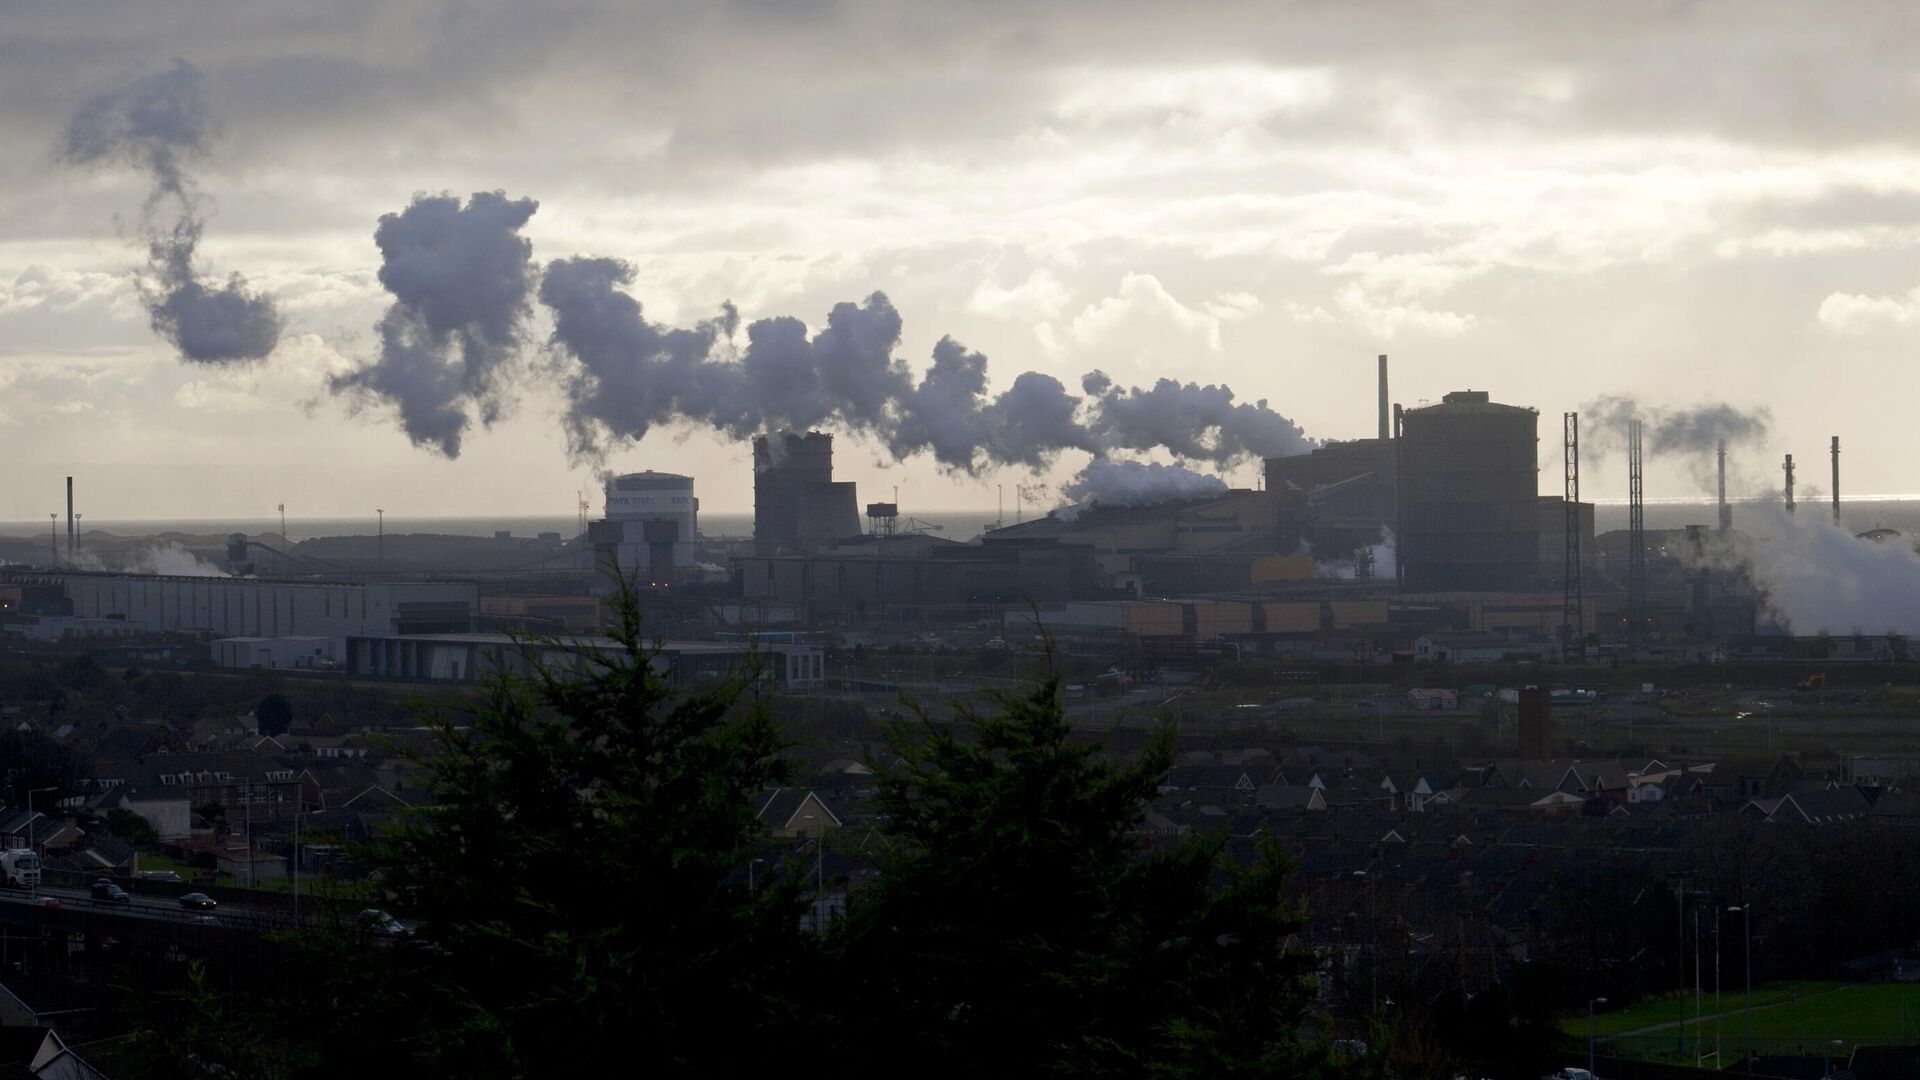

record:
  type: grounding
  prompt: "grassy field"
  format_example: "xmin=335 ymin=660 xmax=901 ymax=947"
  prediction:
xmin=1566 ymin=982 xmax=1920 ymax=1065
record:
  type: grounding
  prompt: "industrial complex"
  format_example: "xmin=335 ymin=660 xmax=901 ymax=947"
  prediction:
xmin=0 ymin=358 xmax=1876 ymax=672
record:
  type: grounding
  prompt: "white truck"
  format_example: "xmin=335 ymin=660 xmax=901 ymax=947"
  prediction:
xmin=0 ymin=849 xmax=41 ymax=889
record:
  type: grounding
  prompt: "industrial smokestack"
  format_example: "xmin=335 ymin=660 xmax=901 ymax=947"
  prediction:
xmin=1377 ymin=354 xmax=1389 ymax=440
xmin=1716 ymin=440 xmax=1730 ymax=533
xmin=1784 ymin=454 xmax=1795 ymax=514
xmin=1831 ymin=435 xmax=1841 ymax=525
xmin=66 ymin=476 xmax=74 ymax=555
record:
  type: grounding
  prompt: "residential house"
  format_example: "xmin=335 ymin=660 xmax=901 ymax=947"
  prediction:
xmin=756 ymin=789 xmax=840 ymax=838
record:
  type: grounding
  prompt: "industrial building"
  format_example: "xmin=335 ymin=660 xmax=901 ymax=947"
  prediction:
xmin=753 ymin=432 xmax=860 ymax=556
xmin=1395 ymin=390 xmax=1543 ymax=591
xmin=4 ymin=571 xmax=477 ymax=644
xmin=211 ymin=636 xmax=341 ymax=670
xmin=588 ymin=471 xmax=699 ymax=582
xmin=344 ymin=632 xmax=825 ymax=689
xmin=739 ymin=533 xmax=1104 ymax=618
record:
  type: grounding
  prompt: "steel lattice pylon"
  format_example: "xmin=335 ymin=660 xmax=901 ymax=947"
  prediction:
xmin=1628 ymin=418 xmax=1646 ymax=649
xmin=1563 ymin=412 xmax=1583 ymax=661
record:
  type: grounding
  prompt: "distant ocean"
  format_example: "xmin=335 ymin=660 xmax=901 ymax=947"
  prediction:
xmin=1 ymin=499 xmax=1914 ymax=544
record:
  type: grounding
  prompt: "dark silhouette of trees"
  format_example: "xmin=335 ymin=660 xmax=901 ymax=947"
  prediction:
xmin=254 ymin=693 xmax=294 ymax=738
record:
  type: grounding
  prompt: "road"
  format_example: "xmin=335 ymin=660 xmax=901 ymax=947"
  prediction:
xmin=0 ymin=882 xmax=303 ymax=933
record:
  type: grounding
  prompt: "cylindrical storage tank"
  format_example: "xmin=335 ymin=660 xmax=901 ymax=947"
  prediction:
xmin=604 ymin=471 xmax=699 ymax=577
xmin=1397 ymin=390 xmax=1539 ymax=591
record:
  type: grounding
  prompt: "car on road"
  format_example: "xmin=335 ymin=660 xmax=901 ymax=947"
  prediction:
xmin=35 ymin=897 xmax=60 ymax=909
xmin=177 ymin=892 xmax=217 ymax=912
xmin=89 ymin=879 xmax=131 ymax=905
xmin=357 ymin=908 xmax=409 ymax=936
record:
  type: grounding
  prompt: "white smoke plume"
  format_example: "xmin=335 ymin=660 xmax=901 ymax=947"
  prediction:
xmin=1736 ymin=507 xmax=1920 ymax=634
xmin=66 ymin=542 xmax=229 ymax=578
xmin=539 ymin=254 xmax=1309 ymax=473
xmin=129 ymin=542 xmax=230 ymax=578
xmin=1315 ymin=528 xmax=1397 ymax=580
xmin=330 ymin=191 xmax=541 ymax=456
xmin=61 ymin=60 xmax=281 ymax=364
xmin=1060 ymin=458 xmax=1229 ymax=509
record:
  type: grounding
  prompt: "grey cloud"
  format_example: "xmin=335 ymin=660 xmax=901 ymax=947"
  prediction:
xmin=329 ymin=191 xmax=540 ymax=456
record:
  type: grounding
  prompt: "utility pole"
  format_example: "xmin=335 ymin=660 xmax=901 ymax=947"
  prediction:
xmin=376 ymin=508 xmax=385 ymax=565
xmin=1730 ymin=903 xmax=1755 ymax=1070
xmin=1783 ymin=454 xmax=1795 ymax=515
xmin=47 ymin=514 xmax=56 ymax=567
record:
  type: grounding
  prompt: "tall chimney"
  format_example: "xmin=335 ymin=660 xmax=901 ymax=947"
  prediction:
xmin=1831 ymin=436 xmax=1841 ymax=525
xmin=1715 ymin=440 xmax=1730 ymax=533
xmin=65 ymin=476 xmax=74 ymax=555
xmin=1783 ymin=454 xmax=1795 ymax=514
xmin=1377 ymin=354 xmax=1389 ymax=440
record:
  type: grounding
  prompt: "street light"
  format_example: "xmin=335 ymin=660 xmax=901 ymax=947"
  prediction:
xmin=1589 ymin=996 xmax=1609 ymax=1077
xmin=1729 ymin=905 xmax=1755 ymax=1071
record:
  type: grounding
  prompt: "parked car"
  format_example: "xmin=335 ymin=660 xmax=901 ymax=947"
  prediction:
xmin=357 ymin=908 xmax=409 ymax=936
xmin=89 ymin=879 xmax=130 ymax=905
xmin=177 ymin=892 xmax=217 ymax=912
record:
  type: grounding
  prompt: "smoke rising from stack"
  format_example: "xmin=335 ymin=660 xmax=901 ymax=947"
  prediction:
xmin=1061 ymin=458 xmax=1229 ymax=508
xmin=1581 ymin=394 xmax=1772 ymax=494
xmin=538 ymin=252 xmax=1312 ymax=479
xmin=1582 ymin=395 xmax=1772 ymax=458
xmin=329 ymin=191 xmax=542 ymax=457
xmin=61 ymin=60 xmax=282 ymax=364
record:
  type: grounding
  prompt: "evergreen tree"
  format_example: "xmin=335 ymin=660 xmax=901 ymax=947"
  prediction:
xmin=366 ymin=584 xmax=814 ymax=1077
xmin=834 ymin=677 xmax=1343 ymax=1079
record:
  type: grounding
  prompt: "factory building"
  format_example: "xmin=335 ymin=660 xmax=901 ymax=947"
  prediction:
xmin=739 ymin=536 xmax=1102 ymax=617
xmin=753 ymin=432 xmax=860 ymax=556
xmin=1263 ymin=438 xmax=1397 ymax=558
xmin=1395 ymin=390 xmax=1542 ymax=591
xmin=344 ymin=632 xmax=825 ymax=690
xmin=40 ymin=572 xmax=476 ymax=642
xmin=589 ymin=471 xmax=699 ymax=581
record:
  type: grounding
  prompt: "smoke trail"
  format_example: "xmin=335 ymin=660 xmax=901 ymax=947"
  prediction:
xmin=1582 ymin=395 xmax=1772 ymax=458
xmin=330 ymin=191 xmax=541 ymax=457
xmin=1060 ymin=457 xmax=1229 ymax=508
xmin=61 ymin=60 xmax=281 ymax=363
xmin=539 ymin=254 xmax=1307 ymax=474
xmin=1082 ymin=371 xmax=1313 ymax=463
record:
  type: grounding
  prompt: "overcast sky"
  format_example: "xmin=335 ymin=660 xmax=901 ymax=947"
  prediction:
xmin=3 ymin=0 xmax=1919 ymax=523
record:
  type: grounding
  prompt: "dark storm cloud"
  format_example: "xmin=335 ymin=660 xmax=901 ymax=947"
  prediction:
xmin=59 ymin=59 xmax=282 ymax=363
xmin=329 ymin=191 xmax=540 ymax=457
xmin=15 ymin=2 xmax=1920 ymax=203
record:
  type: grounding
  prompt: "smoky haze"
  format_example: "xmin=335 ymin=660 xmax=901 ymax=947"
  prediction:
xmin=61 ymin=60 xmax=282 ymax=364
